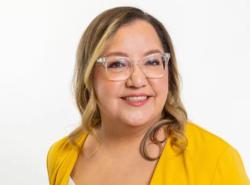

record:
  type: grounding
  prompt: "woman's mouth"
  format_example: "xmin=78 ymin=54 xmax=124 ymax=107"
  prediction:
xmin=121 ymin=95 xmax=151 ymax=107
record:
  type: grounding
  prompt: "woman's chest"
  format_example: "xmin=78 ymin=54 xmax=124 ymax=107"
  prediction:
xmin=71 ymin=154 xmax=157 ymax=185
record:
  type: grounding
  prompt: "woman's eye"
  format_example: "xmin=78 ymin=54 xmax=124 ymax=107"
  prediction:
xmin=145 ymin=59 xmax=161 ymax=66
xmin=107 ymin=61 xmax=127 ymax=68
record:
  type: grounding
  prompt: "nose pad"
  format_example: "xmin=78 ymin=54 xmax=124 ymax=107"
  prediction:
xmin=126 ymin=63 xmax=147 ymax=88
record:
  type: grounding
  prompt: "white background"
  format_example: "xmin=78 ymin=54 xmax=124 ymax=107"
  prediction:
xmin=0 ymin=0 xmax=249 ymax=184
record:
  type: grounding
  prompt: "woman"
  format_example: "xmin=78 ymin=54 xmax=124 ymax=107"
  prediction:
xmin=47 ymin=6 xmax=249 ymax=185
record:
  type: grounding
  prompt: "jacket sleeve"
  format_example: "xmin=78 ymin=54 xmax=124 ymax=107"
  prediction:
xmin=211 ymin=146 xmax=250 ymax=185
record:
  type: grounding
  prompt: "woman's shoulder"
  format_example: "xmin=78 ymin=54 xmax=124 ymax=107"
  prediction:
xmin=46 ymin=132 xmax=88 ymax=184
xmin=47 ymin=136 xmax=71 ymax=161
xmin=47 ymin=131 xmax=87 ymax=159
xmin=46 ymin=136 xmax=72 ymax=175
xmin=186 ymin=121 xmax=231 ymax=147
xmin=184 ymin=122 xmax=249 ymax=184
xmin=184 ymin=121 xmax=240 ymax=166
xmin=185 ymin=121 xmax=233 ymax=154
xmin=46 ymin=132 xmax=87 ymax=177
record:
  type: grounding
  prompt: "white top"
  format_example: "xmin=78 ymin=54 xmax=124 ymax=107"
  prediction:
xmin=68 ymin=177 xmax=76 ymax=185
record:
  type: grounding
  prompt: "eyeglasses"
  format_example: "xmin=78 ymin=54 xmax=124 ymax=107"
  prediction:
xmin=96 ymin=52 xmax=170 ymax=81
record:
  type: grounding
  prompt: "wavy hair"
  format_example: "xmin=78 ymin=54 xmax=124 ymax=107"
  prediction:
xmin=69 ymin=6 xmax=188 ymax=160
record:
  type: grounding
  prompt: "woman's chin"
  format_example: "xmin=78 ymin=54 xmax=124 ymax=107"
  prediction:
xmin=122 ymin=116 xmax=154 ymax=128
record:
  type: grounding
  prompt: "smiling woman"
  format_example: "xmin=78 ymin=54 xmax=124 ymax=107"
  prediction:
xmin=46 ymin=6 xmax=249 ymax=185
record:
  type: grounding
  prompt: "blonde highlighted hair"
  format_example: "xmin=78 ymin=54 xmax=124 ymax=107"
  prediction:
xmin=69 ymin=6 xmax=188 ymax=160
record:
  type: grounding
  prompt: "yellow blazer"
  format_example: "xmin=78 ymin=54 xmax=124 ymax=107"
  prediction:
xmin=47 ymin=122 xmax=249 ymax=185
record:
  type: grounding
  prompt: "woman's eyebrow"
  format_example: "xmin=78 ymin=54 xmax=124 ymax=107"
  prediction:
xmin=104 ymin=51 xmax=129 ymax=57
xmin=104 ymin=49 xmax=163 ymax=57
xmin=143 ymin=49 xmax=162 ymax=56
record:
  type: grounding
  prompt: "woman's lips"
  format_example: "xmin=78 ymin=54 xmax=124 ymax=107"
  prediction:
xmin=121 ymin=95 xmax=151 ymax=107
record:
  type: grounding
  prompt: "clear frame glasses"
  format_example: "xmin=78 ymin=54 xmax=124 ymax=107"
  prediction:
xmin=96 ymin=52 xmax=170 ymax=81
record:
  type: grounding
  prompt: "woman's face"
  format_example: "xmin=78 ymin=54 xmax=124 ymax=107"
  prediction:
xmin=93 ymin=20 xmax=168 ymax=129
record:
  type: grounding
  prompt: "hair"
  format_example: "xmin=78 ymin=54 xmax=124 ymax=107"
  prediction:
xmin=69 ymin=6 xmax=188 ymax=160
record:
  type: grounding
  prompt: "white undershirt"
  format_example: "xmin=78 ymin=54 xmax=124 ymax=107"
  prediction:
xmin=68 ymin=177 xmax=76 ymax=185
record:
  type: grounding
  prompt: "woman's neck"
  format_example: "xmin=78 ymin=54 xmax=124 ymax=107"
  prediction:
xmin=83 ymin=119 xmax=166 ymax=161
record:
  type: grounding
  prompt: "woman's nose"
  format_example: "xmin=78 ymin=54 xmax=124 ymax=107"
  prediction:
xmin=126 ymin=64 xmax=147 ymax=88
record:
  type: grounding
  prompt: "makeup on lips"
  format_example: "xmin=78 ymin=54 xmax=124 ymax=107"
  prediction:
xmin=120 ymin=93 xmax=153 ymax=107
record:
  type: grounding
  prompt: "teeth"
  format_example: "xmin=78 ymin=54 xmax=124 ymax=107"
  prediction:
xmin=125 ymin=96 xmax=147 ymax=102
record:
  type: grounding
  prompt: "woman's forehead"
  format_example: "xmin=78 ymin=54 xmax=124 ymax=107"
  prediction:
xmin=102 ymin=20 xmax=163 ymax=57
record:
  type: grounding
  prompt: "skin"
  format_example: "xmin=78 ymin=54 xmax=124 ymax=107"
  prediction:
xmin=72 ymin=20 xmax=169 ymax=185
xmin=93 ymin=19 xmax=168 ymax=142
